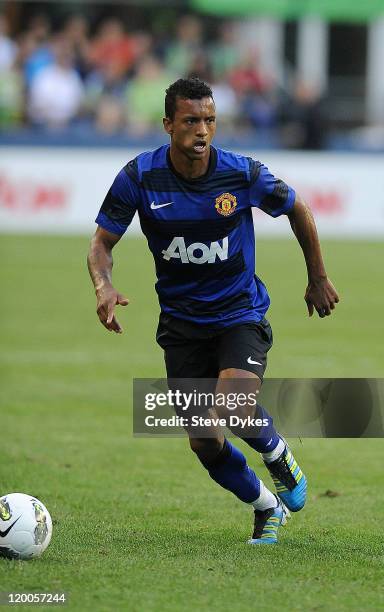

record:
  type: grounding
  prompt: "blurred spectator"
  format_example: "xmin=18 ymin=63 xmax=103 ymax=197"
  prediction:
xmin=240 ymin=91 xmax=277 ymax=129
xmin=132 ymin=31 xmax=153 ymax=65
xmin=165 ymin=15 xmax=203 ymax=76
xmin=229 ymin=49 xmax=278 ymax=129
xmin=95 ymin=95 xmax=126 ymax=135
xmin=61 ymin=15 xmax=91 ymax=79
xmin=85 ymin=60 xmax=127 ymax=107
xmin=279 ymin=80 xmax=326 ymax=149
xmin=209 ymin=22 xmax=241 ymax=80
xmin=27 ymin=37 xmax=84 ymax=129
xmin=186 ymin=51 xmax=213 ymax=83
xmin=0 ymin=14 xmax=17 ymax=70
xmin=23 ymin=14 xmax=53 ymax=87
xmin=0 ymin=61 xmax=23 ymax=128
xmin=229 ymin=49 xmax=268 ymax=96
xmin=211 ymin=79 xmax=237 ymax=128
xmin=85 ymin=60 xmax=128 ymax=133
xmin=89 ymin=18 xmax=136 ymax=75
xmin=125 ymin=55 xmax=171 ymax=134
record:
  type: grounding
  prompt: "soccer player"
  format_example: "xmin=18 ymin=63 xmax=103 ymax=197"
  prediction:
xmin=87 ymin=78 xmax=339 ymax=544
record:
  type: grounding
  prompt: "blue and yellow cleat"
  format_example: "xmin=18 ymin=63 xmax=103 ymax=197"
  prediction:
xmin=264 ymin=443 xmax=307 ymax=512
xmin=248 ymin=498 xmax=288 ymax=545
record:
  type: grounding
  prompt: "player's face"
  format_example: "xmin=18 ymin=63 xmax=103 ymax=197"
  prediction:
xmin=163 ymin=96 xmax=216 ymax=161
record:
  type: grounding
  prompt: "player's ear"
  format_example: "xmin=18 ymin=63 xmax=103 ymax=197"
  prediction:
xmin=163 ymin=117 xmax=173 ymax=135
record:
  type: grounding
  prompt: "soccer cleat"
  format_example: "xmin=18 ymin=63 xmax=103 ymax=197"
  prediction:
xmin=264 ymin=442 xmax=307 ymax=512
xmin=248 ymin=497 xmax=287 ymax=545
xmin=280 ymin=500 xmax=291 ymax=523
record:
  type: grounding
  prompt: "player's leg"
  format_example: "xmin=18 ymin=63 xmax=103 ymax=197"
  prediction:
xmin=216 ymin=320 xmax=307 ymax=512
xmin=185 ymin=416 xmax=288 ymax=544
xmin=216 ymin=369 xmax=307 ymax=513
xmin=156 ymin=314 xmax=287 ymax=543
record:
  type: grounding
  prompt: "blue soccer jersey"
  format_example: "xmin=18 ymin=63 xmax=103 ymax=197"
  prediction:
xmin=96 ymin=144 xmax=295 ymax=327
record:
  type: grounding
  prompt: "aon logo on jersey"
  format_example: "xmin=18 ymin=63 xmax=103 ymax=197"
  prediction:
xmin=162 ymin=236 xmax=228 ymax=264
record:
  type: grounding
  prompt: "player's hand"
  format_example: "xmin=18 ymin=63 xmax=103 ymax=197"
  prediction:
xmin=96 ymin=285 xmax=129 ymax=333
xmin=305 ymin=277 xmax=339 ymax=318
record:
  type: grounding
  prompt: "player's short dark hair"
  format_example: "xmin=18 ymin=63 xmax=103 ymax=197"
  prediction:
xmin=165 ymin=78 xmax=213 ymax=119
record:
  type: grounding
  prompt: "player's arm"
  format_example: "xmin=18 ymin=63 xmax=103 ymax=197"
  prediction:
xmin=87 ymin=226 xmax=129 ymax=333
xmin=287 ymin=194 xmax=339 ymax=318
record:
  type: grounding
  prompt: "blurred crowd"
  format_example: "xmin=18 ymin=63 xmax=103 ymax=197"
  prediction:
xmin=0 ymin=12 xmax=326 ymax=148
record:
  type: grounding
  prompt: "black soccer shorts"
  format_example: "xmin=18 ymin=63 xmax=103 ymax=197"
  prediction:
xmin=156 ymin=312 xmax=273 ymax=381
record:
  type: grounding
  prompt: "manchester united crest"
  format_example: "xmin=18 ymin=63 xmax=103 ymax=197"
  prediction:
xmin=215 ymin=192 xmax=237 ymax=216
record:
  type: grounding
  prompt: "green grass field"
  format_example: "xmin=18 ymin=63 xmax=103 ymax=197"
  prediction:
xmin=1 ymin=235 xmax=383 ymax=611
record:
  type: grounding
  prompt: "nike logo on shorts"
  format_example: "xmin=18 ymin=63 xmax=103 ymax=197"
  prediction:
xmin=247 ymin=356 xmax=262 ymax=365
xmin=151 ymin=201 xmax=173 ymax=210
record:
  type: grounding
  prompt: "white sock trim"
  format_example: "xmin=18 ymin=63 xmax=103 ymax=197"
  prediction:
xmin=262 ymin=437 xmax=285 ymax=463
xmin=251 ymin=480 xmax=278 ymax=511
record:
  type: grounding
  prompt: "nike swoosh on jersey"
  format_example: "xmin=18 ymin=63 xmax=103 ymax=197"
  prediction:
xmin=247 ymin=357 xmax=262 ymax=365
xmin=150 ymin=201 xmax=173 ymax=210
xmin=0 ymin=516 xmax=21 ymax=538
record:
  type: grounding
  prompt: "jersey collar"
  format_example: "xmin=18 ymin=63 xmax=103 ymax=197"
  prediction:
xmin=166 ymin=145 xmax=217 ymax=184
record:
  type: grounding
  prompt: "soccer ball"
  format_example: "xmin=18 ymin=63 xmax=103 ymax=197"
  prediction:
xmin=0 ymin=493 xmax=53 ymax=560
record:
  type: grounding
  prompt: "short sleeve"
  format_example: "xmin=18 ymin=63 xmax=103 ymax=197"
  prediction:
xmin=248 ymin=159 xmax=295 ymax=218
xmin=95 ymin=159 xmax=140 ymax=235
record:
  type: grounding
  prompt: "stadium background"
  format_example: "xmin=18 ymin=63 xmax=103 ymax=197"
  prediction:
xmin=1 ymin=1 xmax=383 ymax=610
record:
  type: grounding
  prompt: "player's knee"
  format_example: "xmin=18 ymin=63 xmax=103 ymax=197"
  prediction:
xmin=189 ymin=437 xmax=223 ymax=464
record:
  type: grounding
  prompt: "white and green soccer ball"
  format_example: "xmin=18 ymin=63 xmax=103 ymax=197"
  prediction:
xmin=0 ymin=493 xmax=53 ymax=560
